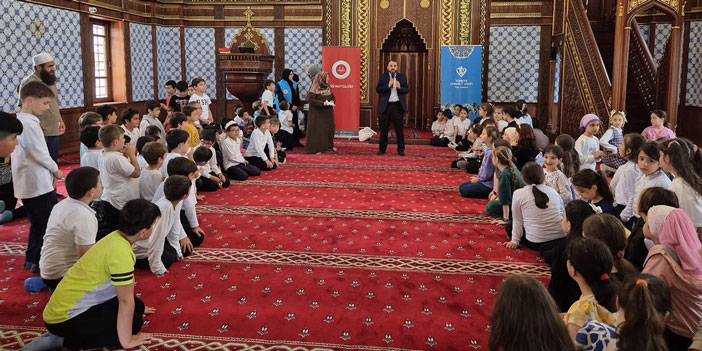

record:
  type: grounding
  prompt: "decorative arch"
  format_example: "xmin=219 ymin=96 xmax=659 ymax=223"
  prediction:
xmin=626 ymin=0 xmax=682 ymax=23
xmin=381 ymin=19 xmax=428 ymax=52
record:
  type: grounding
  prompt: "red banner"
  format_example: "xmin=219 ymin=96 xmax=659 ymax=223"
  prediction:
xmin=322 ymin=47 xmax=361 ymax=133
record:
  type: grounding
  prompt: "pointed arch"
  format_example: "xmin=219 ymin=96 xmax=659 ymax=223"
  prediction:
xmin=381 ymin=19 xmax=428 ymax=53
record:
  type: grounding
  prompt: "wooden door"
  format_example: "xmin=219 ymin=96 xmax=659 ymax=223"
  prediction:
xmin=380 ymin=52 xmax=429 ymax=130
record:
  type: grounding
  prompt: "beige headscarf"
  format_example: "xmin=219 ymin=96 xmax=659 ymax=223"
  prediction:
xmin=309 ymin=71 xmax=331 ymax=96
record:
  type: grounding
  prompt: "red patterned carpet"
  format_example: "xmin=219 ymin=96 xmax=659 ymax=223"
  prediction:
xmin=0 ymin=141 xmax=547 ymax=350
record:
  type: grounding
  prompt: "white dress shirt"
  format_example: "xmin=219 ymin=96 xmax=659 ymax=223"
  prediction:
xmin=153 ymin=180 xmax=198 ymax=228
xmin=139 ymin=169 xmax=164 ymax=201
xmin=80 ymin=149 xmax=102 ymax=170
xmin=244 ymin=128 xmax=275 ymax=161
xmin=611 ymin=160 xmax=641 ymax=221
xmin=632 ymin=169 xmax=672 ymax=216
xmin=194 ymin=144 xmax=222 ymax=176
xmin=12 ymin=112 xmax=59 ymax=199
xmin=388 ymin=73 xmax=399 ymax=102
xmin=133 ymin=197 xmax=186 ymax=275
xmin=671 ymin=177 xmax=702 ymax=228
xmin=221 ymin=137 xmax=246 ymax=169
xmin=121 ymin=125 xmax=140 ymax=145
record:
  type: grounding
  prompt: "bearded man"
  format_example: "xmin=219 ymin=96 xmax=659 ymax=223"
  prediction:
xmin=18 ymin=53 xmax=65 ymax=162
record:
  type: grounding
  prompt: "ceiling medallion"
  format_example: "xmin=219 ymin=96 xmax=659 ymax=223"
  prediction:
xmin=420 ymin=0 xmax=431 ymax=8
xmin=29 ymin=18 xmax=46 ymax=39
xmin=380 ymin=0 xmax=390 ymax=9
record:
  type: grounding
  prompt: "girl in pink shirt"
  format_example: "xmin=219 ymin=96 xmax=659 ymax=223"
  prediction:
xmin=643 ymin=205 xmax=702 ymax=349
xmin=642 ymin=109 xmax=676 ymax=141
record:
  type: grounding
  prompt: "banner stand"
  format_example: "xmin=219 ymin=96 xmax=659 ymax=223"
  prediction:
xmin=440 ymin=45 xmax=483 ymax=108
xmin=322 ymin=47 xmax=361 ymax=136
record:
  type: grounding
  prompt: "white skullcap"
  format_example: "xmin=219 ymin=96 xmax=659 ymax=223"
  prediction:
xmin=32 ymin=53 xmax=54 ymax=66
xmin=224 ymin=121 xmax=238 ymax=130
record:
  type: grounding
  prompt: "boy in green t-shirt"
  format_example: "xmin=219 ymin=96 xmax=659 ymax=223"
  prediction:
xmin=41 ymin=199 xmax=161 ymax=350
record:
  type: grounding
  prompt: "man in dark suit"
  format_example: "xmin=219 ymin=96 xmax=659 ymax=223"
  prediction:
xmin=376 ymin=61 xmax=408 ymax=156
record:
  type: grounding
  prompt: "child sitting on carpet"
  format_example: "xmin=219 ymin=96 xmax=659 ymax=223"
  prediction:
xmin=582 ymin=214 xmax=638 ymax=285
xmin=139 ymin=142 xmax=166 ymax=201
xmin=135 ymin=175 xmax=191 ymax=276
xmin=599 ymin=110 xmax=628 ymax=173
xmin=630 ymin=142 xmax=672 ymax=225
xmin=572 ymin=169 xmax=616 ymax=215
xmin=135 ymin=136 xmax=156 ymax=170
xmin=221 ymin=121 xmax=261 ymax=181
xmin=193 ymin=129 xmax=228 ymax=191
xmin=39 ymin=167 xmax=101 ymax=291
xmin=78 ymin=112 xmax=103 ymax=162
xmin=182 ymin=104 xmax=202 ymax=149
xmin=542 ymin=145 xmax=573 ymax=204
xmin=486 ymin=146 xmax=524 ymax=221
xmin=575 ymin=114 xmax=605 ymax=171
xmin=642 ymin=109 xmax=676 ymax=141
xmin=268 ymin=118 xmax=287 ymax=164
xmin=659 ymin=138 xmax=702 ymax=235
xmin=611 ymin=133 xmax=645 ymax=224
xmin=79 ymin=126 xmax=102 ymax=170
xmin=42 ymin=199 xmax=159 ymax=350
xmin=430 ymin=110 xmax=449 ymax=147
xmin=459 ymin=126 xmax=498 ymax=199
xmin=563 ymin=238 xmax=617 ymax=343
xmin=244 ymin=116 xmax=278 ymax=171
xmin=152 ymin=157 xmax=204 ymax=252
xmin=489 ymin=275 xmax=575 ymax=351
xmin=161 ymin=129 xmax=191 ymax=178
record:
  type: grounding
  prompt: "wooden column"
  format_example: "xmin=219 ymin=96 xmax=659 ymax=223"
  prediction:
xmin=666 ymin=21 xmax=684 ymax=131
xmin=214 ymin=5 xmax=226 ymax=120
xmin=611 ymin=0 xmax=629 ymax=111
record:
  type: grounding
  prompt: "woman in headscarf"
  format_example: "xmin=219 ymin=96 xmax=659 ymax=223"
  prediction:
xmin=642 ymin=205 xmax=702 ymax=350
xmin=304 ymin=71 xmax=335 ymax=154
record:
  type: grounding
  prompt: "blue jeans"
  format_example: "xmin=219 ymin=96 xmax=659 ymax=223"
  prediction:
xmin=459 ymin=181 xmax=492 ymax=199
xmin=45 ymin=136 xmax=60 ymax=162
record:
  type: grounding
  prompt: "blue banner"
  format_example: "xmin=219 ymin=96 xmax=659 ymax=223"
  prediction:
xmin=440 ymin=45 xmax=483 ymax=107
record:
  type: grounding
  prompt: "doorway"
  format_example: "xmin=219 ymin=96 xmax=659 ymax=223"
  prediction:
xmin=380 ymin=19 xmax=429 ymax=130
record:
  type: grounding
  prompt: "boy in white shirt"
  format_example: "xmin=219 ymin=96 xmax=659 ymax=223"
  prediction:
xmin=39 ymin=167 xmax=101 ymax=290
xmin=97 ymin=125 xmax=141 ymax=239
xmin=188 ymin=78 xmax=214 ymax=126
xmin=193 ymin=129 xmax=229 ymax=191
xmin=12 ymin=81 xmax=63 ymax=272
xmin=134 ymin=175 xmax=191 ymax=275
xmin=276 ymin=101 xmax=297 ymax=150
xmin=139 ymin=142 xmax=167 ymax=201
xmin=260 ymin=80 xmax=276 ymax=116
xmin=161 ymin=129 xmax=191 ymax=178
xmin=120 ymin=108 xmax=141 ymax=145
xmin=78 ymin=112 xmax=103 ymax=162
xmin=140 ymin=100 xmax=165 ymax=140
xmin=79 ymin=126 xmax=102 ymax=169
xmin=221 ymin=121 xmax=261 ymax=181
xmin=244 ymin=116 xmax=277 ymax=171
xmin=152 ymin=157 xmax=205 ymax=250
xmin=135 ymin=136 xmax=156 ymax=170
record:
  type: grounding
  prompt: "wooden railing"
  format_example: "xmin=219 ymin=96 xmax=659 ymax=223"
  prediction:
xmin=628 ymin=20 xmax=657 ymax=111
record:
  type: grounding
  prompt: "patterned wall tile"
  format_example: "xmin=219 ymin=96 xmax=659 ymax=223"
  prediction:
xmin=156 ymin=26 xmax=182 ymax=100
xmin=638 ymin=24 xmax=651 ymax=51
xmin=130 ymin=23 xmax=154 ymax=102
xmin=554 ymin=51 xmax=561 ymax=103
xmin=185 ymin=27 xmax=216 ymax=96
xmin=653 ymin=23 xmax=672 ymax=65
xmin=487 ymin=26 xmax=541 ymax=103
xmin=224 ymin=27 xmax=275 ymax=99
xmin=284 ymin=28 xmax=323 ymax=98
xmin=686 ymin=21 xmax=702 ymax=107
xmin=0 ymin=0 xmax=84 ymax=111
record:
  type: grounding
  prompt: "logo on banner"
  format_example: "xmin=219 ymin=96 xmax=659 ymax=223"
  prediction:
xmin=332 ymin=60 xmax=351 ymax=80
xmin=456 ymin=66 xmax=467 ymax=78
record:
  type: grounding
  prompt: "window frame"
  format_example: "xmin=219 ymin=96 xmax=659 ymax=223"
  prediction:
xmin=91 ymin=20 xmax=113 ymax=103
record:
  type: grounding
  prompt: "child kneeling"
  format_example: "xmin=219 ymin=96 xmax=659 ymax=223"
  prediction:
xmin=222 ymin=121 xmax=261 ymax=181
xmin=42 ymin=199 xmax=160 ymax=350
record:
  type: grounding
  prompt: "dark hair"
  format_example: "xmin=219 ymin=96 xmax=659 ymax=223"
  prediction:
xmin=80 ymin=126 xmax=101 ymax=148
xmin=264 ymin=79 xmax=275 ymax=88
xmin=279 ymin=100 xmax=289 ymax=111
xmin=118 ymin=199 xmax=161 ymax=236
xmin=480 ymin=118 xmax=496 ymax=129
xmin=638 ymin=187 xmax=679 ymax=216
xmin=660 ymin=139 xmax=702 ymax=197
xmin=121 ymin=108 xmax=140 ymax=126
xmin=489 ymin=275 xmax=574 ymax=351
xmin=163 ymin=175 xmax=192 ymax=202
xmin=192 ymin=146 xmax=213 ymax=163
xmin=268 ymin=118 xmax=281 ymax=127
xmin=255 ymin=115 xmax=269 ymax=128
xmin=66 ymin=167 xmax=100 ymax=199
xmin=493 ymin=139 xmax=511 ymax=150
xmin=583 ymin=214 xmax=639 ymax=281
xmin=145 ymin=100 xmax=161 ymax=111
xmin=651 ymin=109 xmax=667 ymax=122
xmin=458 ymin=105 xmax=469 ymax=115
xmin=572 ymin=169 xmax=614 ymax=204
xmin=175 ymin=80 xmax=189 ymax=92
xmin=617 ymin=274 xmax=671 ymax=351
xmin=0 ymin=112 xmax=23 ymax=137
xmin=516 ymin=99 xmax=528 ymax=113
xmin=166 ymin=129 xmax=189 ymax=152
xmin=182 ymin=105 xmax=197 ymax=118
xmin=200 ymin=128 xmax=217 ymax=143
xmin=482 ymin=126 xmax=499 ymax=144
xmin=639 ymin=141 xmax=660 ymax=162
xmin=480 ymin=102 xmax=494 ymax=116
xmin=441 ymin=109 xmax=452 ymax=119
xmin=165 ymin=80 xmax=177 ymax=88
xmin=144 ymin=125 xmax=161 ymax=139
xmin=518 ymin=124 xmax=538 ymax=151
xmin=135 ymin=136 xmax=155 ymax=155
xmin=543 ymin=144 xmax=563 ymax=159
xmin=237 ymin=109 xmax=247 ymax=118
xmin=678 ymin=138 xmax=702 ymax=176
xmin=78 ymin=112 xmax=103 ymax=129
xmin=567 ymin=238 xmax=617 ymax=311
xmin=142 ymin=141 xmax=167 ymax=165
xmin=469 ymin=123 xmax=483 ymax=136
xmin=20 ymin=81 xmax=54 ymax=100
xmin=556 ymin=134 xmax=580 ymax=177
xmin=190 ymin=77 xmax=205 ymax=87
xmin=622 ymin=133 xmax=645 ymax=162
xmin=96 ymin=105 xmax=117 ymax=121
xmin=565 ymin=200 xmax=597 ymax=237
xmin=169 ymin=112 xmax=187 ymax=129
xmin=167 ymin=156 xmax=198 ymax=177
xmin=503 ymin=105 xmax=522 ymax=120
xmin=522 ymin=162 xmax=549 ymax=209
xmin=98 ymin=125 xmax=123 ymax=148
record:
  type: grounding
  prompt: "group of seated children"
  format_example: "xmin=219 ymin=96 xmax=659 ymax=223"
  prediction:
xmin=6 ymin=77 xmax=287 ymax=349
xmin=456 ymin=105 xmax=702 ymax=350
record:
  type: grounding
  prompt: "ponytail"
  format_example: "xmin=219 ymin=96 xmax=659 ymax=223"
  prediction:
xmin=618 ymin=275 xmax=671 ymax=351
xmin=522 ymin=162 xmax=549 ymax=209
xmin=572 ymin=169 xmax=614 ymax=204
xmin=556 ymin=134 xmax=580 ymax=177
xmin=660 ymin=139 xmax=702 ymax=197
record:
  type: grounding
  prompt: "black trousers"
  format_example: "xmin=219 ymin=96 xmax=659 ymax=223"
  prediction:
xmin=245 ymin=156 xmax=277 ymax=171
xmin=135 ymin=238 xmax=179 ymax=271
xmin=0 ymin=182 xmax=26 ymax=220
xmin=45 ymin=136 xmax=60 ymax=163
xmin=180 ymin=210 xmax=204 ymax=252
xmin=665 ymin=328 xmax=692 ymax=351
xmin=196 ymin=175 xmax=220 ymax=192
xmin=22 ymin=191 xmax=58 ymax=264
xmin=43 ymin=277 xmax=62 ymax=292
xmin=95 ymin=201 xmax=121 ymax=241
xmin=46 ymin=296 xmax=144 ymax=350
xmin=430 ymin=137 xmax=449 ymax=147
xmin=276 ymin=130 xmax=298 ymax=150
xmin=226 ymin=164 xmax=261 ymax=181
xmin=379 ymin=102 xmax=405 ymax=153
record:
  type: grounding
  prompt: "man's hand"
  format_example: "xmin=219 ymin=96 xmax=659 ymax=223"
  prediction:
xmin=180 ymin=237 xmax=193 ymax=254
xmin=388 ymin=79 xmax=395 ymax=88
xmin=393 ymin=80 xmax=401 ymax=89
